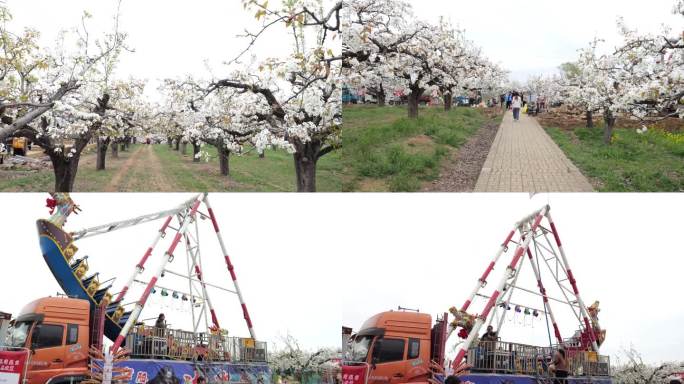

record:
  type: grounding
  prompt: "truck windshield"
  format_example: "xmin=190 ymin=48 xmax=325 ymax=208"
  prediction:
xmin=350 ymin=335 xmax=374 ymax=362
xmin=7 ymin=321 xmax=32 ymax=348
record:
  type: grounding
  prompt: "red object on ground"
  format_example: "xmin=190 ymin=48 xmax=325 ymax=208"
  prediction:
xmin=342 ymin=365 xmax=367 ymax=384
xmin=0 ymin=350 xmax=29 ymax=384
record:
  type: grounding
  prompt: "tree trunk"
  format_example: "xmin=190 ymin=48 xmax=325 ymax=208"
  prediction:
xmin=377 ymin=88 xmax=386 ymax=107
xmin=407 ymin=87 xmax=423 ymax=119
xmin=111 ymin=142 xmax=119 ymax=158
xmin=218 ymin=146 xmax=230 ymax=176
xmin=181 ymin=142 xmax=187 ymax=155
xmin=444 ymin=94 xmax=453 ymax=111
xmin=96 ymin=137 xmax=109 ymax=171
xmin=193 ymin=143 xmax=201 ymax=162
xmin=259 ymin=152 xmax=265 ymax=159
xmin=603 ymin=111 xmax=616 ymax=145
xmin=167 ymin=137 xmax=173 ymax=147
xmin=293 ymin=141 xmax=321 ymax=192
xmin=586 ymin=110 xmax=594 ymax=128
xmin=174 ymin=138 xmax=180 ymax=151
xmin=50 ymin=154 xmax=81 ymax=192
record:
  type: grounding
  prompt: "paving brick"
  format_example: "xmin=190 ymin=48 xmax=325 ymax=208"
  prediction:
xmin=474 ymin=112 xmax=594 ymax=192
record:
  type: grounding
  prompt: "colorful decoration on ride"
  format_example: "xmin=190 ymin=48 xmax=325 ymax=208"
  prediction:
xmin=449 ymin=307 xmax=476 ymax=339
xmin=587 ymin=301 xmax=606 ymax=346
xmin=588 ymin=301 xmax=601 ymax=329
xmin=46 ymin=193 xmax=80 ymax=228
xmin=82 ymin=346 xmax=132 ymax=384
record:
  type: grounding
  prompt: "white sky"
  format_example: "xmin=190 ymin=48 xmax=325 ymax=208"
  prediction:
xmin=341 ymin=193 xmax=684 ymax=365
xmin=411 ymin=0 xmax=683 ymax=82
xmin=5 ymin=0 xmax=327 ymax=99
xmin=0 ymin=193 xmax=340 ymax=352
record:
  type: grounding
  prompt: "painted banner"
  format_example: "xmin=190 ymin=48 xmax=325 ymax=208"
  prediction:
xmin=341 ymin=365 xmax=366 ymax=384
xmin=0 ymin=350 xmax=28 ymax=384
xmin=459 ymin=374 xmax=613 ymax=384
xmin=107 ymin=359 xmax=270 ymax=384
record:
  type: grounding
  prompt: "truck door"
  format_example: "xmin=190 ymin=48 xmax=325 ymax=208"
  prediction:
xmin=369 ymin=337 xmax=407 ymax=384
xmin=27 ymin=323 xmax=66 ymax=384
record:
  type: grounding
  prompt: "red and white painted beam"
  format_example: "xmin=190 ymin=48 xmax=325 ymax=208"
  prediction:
xmin=115 ymin=215 xmax=174 ymax=303
xmin=460 ymin=226 xmax=517 ymax=313
xmin=111 ymin=198 xmax=202 ymax=352
xmin=204 ymin=195 xmax=257 ymax=340
xmin=546 ymin=210 xmax=599 ymax=352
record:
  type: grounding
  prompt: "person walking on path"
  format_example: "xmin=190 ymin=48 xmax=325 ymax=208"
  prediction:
xmin=506 ymin=93 xmax=512 ymax=110
xmin=511 ymin=94 xmax=522 ymax=121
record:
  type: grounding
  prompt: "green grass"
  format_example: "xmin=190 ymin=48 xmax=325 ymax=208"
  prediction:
xmin=0 ymin=143 xmax=343 ymax=192
xmin=153 ymin=145 xmax=343 ymax=192
xmin=546 ymin=126 xmax=684 ymax=191
xmin=0 ymin=145 xmax=141 ymax=192
xmin=342 ymin=105 xmax=487 ymax=191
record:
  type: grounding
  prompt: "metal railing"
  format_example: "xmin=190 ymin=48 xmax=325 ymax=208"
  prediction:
xmin=467 ymin=340 xmax=610 ymax=377
xmin=124 ymin=325 xmax=267 ymax=363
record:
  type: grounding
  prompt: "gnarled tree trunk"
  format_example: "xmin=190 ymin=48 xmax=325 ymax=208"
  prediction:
xmin=293 ymin=140 xmax=323 ymax=192
xmin=603 ymin=110 xmax=616 ymax=145
xmin=111 ymin=142 xmax=119 ymax=158
xmin=174 ymin=137 xmax=180 ymax=151
xmin=167 ymin=137 xmax=173 ymax=147
xmin=377 ymin=86 xmax=386 ymax=107
xmin=192 ymin=142 xmax=201 ymax=162
xmin=50 ymin=154 xmax=82 ymax=192
xmin=218 ymin=145 xmax=230 ymax=176
xmin=96 ymin=137 xmax=110 ymax=171
xmin=586 ymin=110 xmax=594 ymax=128
xmin=181 ymin=141 xmax=187 ymax=156
xmin=407 ymin=86 xmax=424 ymax=119
xmin=444 ymin=93 xmax=453 ymax=111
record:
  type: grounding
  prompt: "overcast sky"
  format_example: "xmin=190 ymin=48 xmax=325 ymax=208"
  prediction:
xmin=0 ymin=193 xmax=340 ymax=352
xmin=341 ymin=193 xmax=684 ymax=365
xmin=411 ymin=0 xmax=682 ymax=82
xmin=6 ymin=1 xmax=680 ymax=89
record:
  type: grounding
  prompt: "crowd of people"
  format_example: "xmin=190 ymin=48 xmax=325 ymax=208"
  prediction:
xmin=498 ymin=92 xmax=548 ymax=121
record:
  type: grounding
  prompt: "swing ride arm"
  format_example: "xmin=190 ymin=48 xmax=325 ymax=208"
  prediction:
xmin=70 ymin=194 xmax=201 ymax=240
xmin=451 ymin=206 xmax=548 ymax=368
xmin=204 ymin=195 xmax=257 ymax=340
xmin=111 ymin=197 xmax=203 ymax=352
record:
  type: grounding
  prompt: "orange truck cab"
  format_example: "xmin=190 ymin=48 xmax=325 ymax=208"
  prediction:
xmin=348 ymin=311 xmax=447 ymax=384
xmin=5 ymin=297 xmax=91 ymax=384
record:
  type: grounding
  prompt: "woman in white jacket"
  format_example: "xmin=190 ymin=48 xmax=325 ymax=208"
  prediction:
xmin=511 ymin=94 xmax=522 ymax=122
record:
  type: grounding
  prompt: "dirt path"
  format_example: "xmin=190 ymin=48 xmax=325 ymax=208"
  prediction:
xmin=104 ymin=145 xmax=176 ymax=192
xmin=138 ymin=145 xmax=176 ymax=191
xmin=423 ymin=117 xmax=501 ymax=192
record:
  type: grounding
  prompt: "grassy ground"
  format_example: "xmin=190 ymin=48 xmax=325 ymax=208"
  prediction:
xmin=0 ymin=144 xmax=140 ymax=192
xmin=0 ymin=144 xmax=343 ymax=192
xmin=545 ymin=125 xmax=684 ymax=191
xmin=342 ymin=105 xmax=487 ymax=191
xmin=152 ymin=144 xmax=343 ymax=192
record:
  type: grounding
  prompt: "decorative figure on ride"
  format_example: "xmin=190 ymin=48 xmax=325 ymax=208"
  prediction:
xmin=449 ymin=307 xmax=476 ymax=339
xmin=587 ymin=301 xmax=606 ymax=346
xmin=46 ymin=192 xmax=80 ymax=228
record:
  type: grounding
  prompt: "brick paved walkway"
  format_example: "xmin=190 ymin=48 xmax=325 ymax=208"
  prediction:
xmin=474 ymin=111 xmax=594 ymax=192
